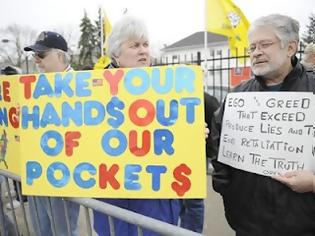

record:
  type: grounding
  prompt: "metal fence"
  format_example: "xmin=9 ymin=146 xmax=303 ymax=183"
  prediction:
xmin=154 ymin=43 xmax=306 ymax=103
xmin=0 ymin=170 xmax=202 ymax=236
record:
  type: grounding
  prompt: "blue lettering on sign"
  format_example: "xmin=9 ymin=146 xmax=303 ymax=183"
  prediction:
xmin=40 ymin=103 xmax=61 ymax=127
xmin=180 ymin=97 xmax=200 ymax=123
xmin=76 ymin=71 xmax=92 ymax=97
xmin=124 ymin=69 xmax=150 ymax=95
xmin=151 ymin=68 xmax=173 ymax=94
xmin=101 ymin=130 xmax=127 ymax=156
xmin=54 ymin=72 xmax=74 ymax=97
xmin=156 ymin=99 xmax=178 ymax=126
xmin=73 ymin=162 xmax=96 ymax=188
xmin=175 ymin=67 xmax=195 ymax=93
xmin=154 ymin=129 xmax=174 ymax=155
xmin=46 ymin=162 xmax=70 ymax=188
xmin=40 ymin=130 xmax=64 ymax=156
xmin=84 ymin=101 xmax=105 ymax=125
xmin=125 ymin=164 xmax=141 ymax=190
xmin=146 ymin=165 xmax=167 ymax=191
xmin=107 ymin=97 xmax=125 ymax=128
xmin=33 ymin=74 xmax=53 ymax=98
xmin=21 ymin=106 xmax=40 ymax=129
xmin=62 ymin=102 xmax=83 ymax=126
xmin=26 ymin=161 xmax=42 ymax=185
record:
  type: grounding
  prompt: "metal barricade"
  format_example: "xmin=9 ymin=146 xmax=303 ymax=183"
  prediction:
xmin=0 ymin=169 xmax=202 ymax=236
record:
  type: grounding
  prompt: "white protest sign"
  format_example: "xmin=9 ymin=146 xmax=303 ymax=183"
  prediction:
xmin=218 ymin=92 xmax=315 ymax=176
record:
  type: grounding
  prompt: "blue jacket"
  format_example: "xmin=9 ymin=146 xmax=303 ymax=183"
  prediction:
xmin=93 ymin=198 xmax=180 ymax=236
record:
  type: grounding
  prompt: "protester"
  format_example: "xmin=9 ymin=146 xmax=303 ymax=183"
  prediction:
xmin=211 ymin=14 xmax=315 ymax=236
xmin=301 ymin=42 xmax=315 ymax=72
xmin=24 ymin=31 xmax=80 ymax=236
xmin=92 ymin=15 xmax=180 ymax=236
xmin=0 ymin=176 xmax=15 ymax=236
xmin=179 ymin=92 xmax=219 ymax=233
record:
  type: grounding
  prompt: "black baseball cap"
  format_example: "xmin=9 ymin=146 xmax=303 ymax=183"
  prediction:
xmin=24 ymin=31 xmax=68 ymax=52
xmin=1 ymin=66 xmax=21 ymax=75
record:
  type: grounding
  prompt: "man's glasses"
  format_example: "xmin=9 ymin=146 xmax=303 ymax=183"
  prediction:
xmin=32 ymin=51 xmax=50 ymax=59
xmin=247 ymin=40 xmax=280 ymax=54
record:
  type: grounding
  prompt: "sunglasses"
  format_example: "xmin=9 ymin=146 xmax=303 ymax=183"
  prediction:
xmin=33 ymin=51 xmax=50 ymax=59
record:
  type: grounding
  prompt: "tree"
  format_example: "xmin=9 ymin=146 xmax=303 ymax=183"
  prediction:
xmin=302 ymin=13 xmax=315 ymax=44
xmin=0 ymin=24 xmax=37 ymax=72
xmin=77 ymin=10 xmax=98 ymax=69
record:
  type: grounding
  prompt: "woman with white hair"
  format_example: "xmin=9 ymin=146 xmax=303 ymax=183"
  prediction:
xmin=93 ymin=15 xmax=180 ymax=236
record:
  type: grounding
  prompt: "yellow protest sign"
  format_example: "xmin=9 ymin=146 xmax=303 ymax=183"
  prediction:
xmin=0 ymin=75 xmax=20 ymax=175
xmin=18 ymin=65 xmax=206 ymax=198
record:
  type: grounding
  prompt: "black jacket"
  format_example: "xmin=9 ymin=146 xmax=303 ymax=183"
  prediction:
xmin=211 ymin=58 xmax=315 ymax=236
xmin=204 ymin=92 xmax=220 ymax=158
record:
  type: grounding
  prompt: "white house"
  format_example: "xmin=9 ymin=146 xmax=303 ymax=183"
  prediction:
xmin=159 ymin=31 xmax=229 ymax=65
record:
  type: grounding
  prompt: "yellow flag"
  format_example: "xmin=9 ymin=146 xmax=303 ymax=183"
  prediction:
xmin=206 ymin=0 xmax=249 ymax=57
xmin=94 ymin=55 xmax=111 ymax=70
xmin=103 ymin=13 xmax=112 ymax=38
xmin=103 ymin=13 xmax=112 ymax=53
xmin=94 ymin=12 xmax=112 ymax=69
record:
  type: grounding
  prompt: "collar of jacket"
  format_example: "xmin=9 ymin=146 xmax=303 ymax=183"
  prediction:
xmin=105 ymin=60 xmax=119 ymax=69
xmin=255 ymin=56 xmax=303 ymax=90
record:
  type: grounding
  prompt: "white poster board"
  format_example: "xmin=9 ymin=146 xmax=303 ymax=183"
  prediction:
xmin=218 ymin=92 xmax=315 ymax=176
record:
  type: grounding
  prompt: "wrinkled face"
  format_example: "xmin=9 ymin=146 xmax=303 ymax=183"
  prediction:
xmin=33 ymin=50 xmax=62 ymax=73
xmin=116 ymin=38 xmax=150 ymax=68
xmin=248 ymin=27 xmax=293 ymax=80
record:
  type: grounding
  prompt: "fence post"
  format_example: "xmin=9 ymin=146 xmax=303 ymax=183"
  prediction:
xmin=197 ymin=52 xmax=201 ymax=66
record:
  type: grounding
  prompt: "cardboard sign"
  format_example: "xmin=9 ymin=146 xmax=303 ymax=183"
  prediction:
xmin=0 ymin=75 xmax=20 ymax=175
xmin=15 ymin=65 xmax=206 ymax=198
xmin=218 ymin=92 xmax=315 ymax=176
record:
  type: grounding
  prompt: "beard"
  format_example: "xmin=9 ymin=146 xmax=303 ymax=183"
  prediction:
xmin=251 ymin=59 xmax=284 ymax=79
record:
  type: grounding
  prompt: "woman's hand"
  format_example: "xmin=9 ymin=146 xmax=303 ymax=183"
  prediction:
xmin=205 ymin=123 xmax=210 ymax=139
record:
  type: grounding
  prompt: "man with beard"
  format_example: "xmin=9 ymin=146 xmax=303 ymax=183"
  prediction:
xmin=211 ymin=14 xmax=315 ymax=236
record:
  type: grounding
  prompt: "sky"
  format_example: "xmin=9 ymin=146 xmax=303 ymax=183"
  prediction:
xmin=0 ymin=0 xmax=314 ymax=50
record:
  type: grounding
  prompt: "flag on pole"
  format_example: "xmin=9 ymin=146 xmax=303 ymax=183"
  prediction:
xmin=206 ymin=0 xmax=249 ymax=57
xmin=94 ymin=11 xmax=112 ymax=69
xmin=103 ymin=13 xmax=112 ymax=42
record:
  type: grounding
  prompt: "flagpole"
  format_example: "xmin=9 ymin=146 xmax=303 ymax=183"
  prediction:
xmin=204 ymin=0 xmax=208 ymax=90
xmin=100 ymin=10 xmax=104 ymax=57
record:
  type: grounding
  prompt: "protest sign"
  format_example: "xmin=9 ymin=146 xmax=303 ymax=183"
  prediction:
xmin=218 ymin=92 xmax=315 ymax=176
xmin=0 ymin=75 xmax=20 ymax=175
xmin=17 ymin=65 xmax=206 ymax=198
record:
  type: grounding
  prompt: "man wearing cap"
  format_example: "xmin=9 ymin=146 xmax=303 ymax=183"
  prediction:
xmin=24 ymin=31 xmax=80 ymax=236
xmin=24 ymin=31 xmax=72 ymax=72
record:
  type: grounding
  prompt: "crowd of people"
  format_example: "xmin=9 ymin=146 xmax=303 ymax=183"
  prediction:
xmin=0 ymin=12 xmax=314 ymax=236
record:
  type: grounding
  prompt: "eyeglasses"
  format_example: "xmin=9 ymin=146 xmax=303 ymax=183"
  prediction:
xmin=247 ymin=40 xmax=280 ymax=54
xmin=32 ymin=51 xmax=50 ymax=59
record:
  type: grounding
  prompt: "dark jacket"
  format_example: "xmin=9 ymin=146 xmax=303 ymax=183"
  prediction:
xmin=211 ymin=58 xmax=315 ymax=236
xmin=204 ymin=92 xmax=220 ymax=158
xmin=95 ymin=61 xmax=180 ymax=236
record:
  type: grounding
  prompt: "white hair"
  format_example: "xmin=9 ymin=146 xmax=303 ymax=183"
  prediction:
xmin=304 ymin=43 xmax=315 ymax=54
xmin=301 ymin=43 xmax=315 ymax=69
xmin=249 ymin=14 xmax=300 ymax=48
xmin=107 ymin=15 xmax=149 ymax=59
xmin=52 ymin=48 xmax=71 ymax=65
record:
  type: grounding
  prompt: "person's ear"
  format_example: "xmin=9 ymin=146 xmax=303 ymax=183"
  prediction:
xmin=56 ymin=51 xmax=63 ymax=61
xmin=287 ymin=41 xmax=298 ymax=57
